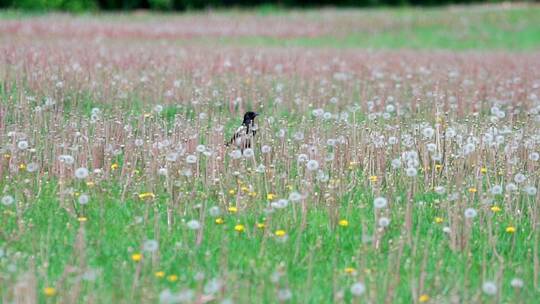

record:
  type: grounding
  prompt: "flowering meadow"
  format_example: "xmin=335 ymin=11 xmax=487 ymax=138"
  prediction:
xmin=1 ymin=6 xmax=540 ymax=304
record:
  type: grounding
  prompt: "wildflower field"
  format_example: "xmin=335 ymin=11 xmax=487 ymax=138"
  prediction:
xmin=1 ymin=4 xmax=540 ymax=303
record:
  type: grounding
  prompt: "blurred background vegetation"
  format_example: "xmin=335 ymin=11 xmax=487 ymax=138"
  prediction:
xmin=1 ymin=0 xmax=534 ymax=11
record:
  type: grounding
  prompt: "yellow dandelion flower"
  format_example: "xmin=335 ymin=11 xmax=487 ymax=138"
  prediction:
xmin=111 ymin=163 xmax=119 ymax=170
xmin=241 ymin=186 xmax=249 ymax=192
xmin=228 ymin=189 xmax=236 ymax=195
xmin=215 ymin=218 xmax=224 ymax=225
xmin=167 ymin=274 xmax=178 ymax=282
xmin=344 ymin=267 xmax=356 ymax=275
xmin=77 ymin=216 xmax=88 ymax=222
xmin=506 ymin=226 xmax=516 ymax=234
xmin=468 ymin=187 xmax=477 ymax=193
xmin=248 ymin=191 xmax=257 ymax=197
xmin=338 ymin=219 xmax=349 ymax=227
xmin=143 ymin=113 xmax=152 ymax=118
xmin=3 ymin=153 xmax=11 ymax=159
xmin=155 ymin=271 xmax=165 ymax=278
xmin=131 ymin=253 xmax=142 ymax=262
xmin=369 ymin=175 xmax=378 ymax=182
xmin=490 ymin=206 xmax=501 ymax=213
xmin=86 ymin=181 xmax=95 ymax=187
xmin=275 ymin=229 xmax=286 ymax=237
xmin=138 ymin=192 xmax=155 ymax=200
xmin=480 ymin=167 xmax=487 ymax=174
xmin=434 ymin=217 xmax=443 ymax=224
xmin=43 ymin=287 xmax=56 ymax=297
xmin=287 ymin=185 xmax=293 ymax=190
xmin=435 ymin=164 xmax=442 ymax=171
xmin=234 ymin=224 xmax=245 ymax=232
xmin=256 ymin=222 xmax=266 ymax=229
xmin=228 ymin=206 xmax=238 ymax=213
xmin=19 ymin=163 xmax=26 ymax=170
xmin=267 ymin=193 xmax=276 ymax=201
xmin=419 ymin=294 xmax=430 ymax=303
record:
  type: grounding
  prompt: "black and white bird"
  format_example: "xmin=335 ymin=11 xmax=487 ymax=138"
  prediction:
xmin=227 ymin=111 xmax=259 ymax=151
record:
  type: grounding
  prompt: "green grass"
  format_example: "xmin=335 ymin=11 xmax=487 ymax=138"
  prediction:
xmin=3 ymin=5 xmax=540 ymax=50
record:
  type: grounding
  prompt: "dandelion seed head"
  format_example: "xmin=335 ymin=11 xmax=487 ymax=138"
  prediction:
xmin=378 ymin=217 xmax=390 ymax=228
xmin=1 ymin=195 xmax=15 ymax=206
xmin=243 ymin=148 xmax=254 ymax=158
xmin=78 ymin=194 xmax=90 ymax=205
xmin=17 ymin=140 xmax=29 ymax=150
xmin=350 ymin=282 xmax=366 ymax=296
xmin=464 ymin=208 xmax=477 ymax=219
xmin=75 ymin=167 xmax=89 ymax=179
xmin=482 ymin=281 xmax=497 ymax=295
xmin=186 ymin=154 xmax=197 ymax=164
xmin=186 ymin=220 xmax=201 ymax=230
xmin=143 ymin=239 xmax=159 ymax=252
xmin=373 ymin=197 xmax=388 ymax=209
xmin=306 ymin=159 xmax=319 ymax=171
xmin=510 ymin=278 xmax=524 ymax=288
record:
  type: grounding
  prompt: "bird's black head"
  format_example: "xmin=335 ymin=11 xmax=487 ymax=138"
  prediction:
xmin=242 ymin=111 xmax=259 ymax=125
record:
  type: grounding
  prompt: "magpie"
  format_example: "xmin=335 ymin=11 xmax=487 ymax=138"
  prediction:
xmin=227 ymin=111 xmax=259 ymax=151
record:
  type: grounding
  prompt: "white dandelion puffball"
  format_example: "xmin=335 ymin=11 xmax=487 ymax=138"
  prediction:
xmin=289 ymin=192 xmax=302 ymax=202
xmin=186 ymin=154 xmax=197 ymax=164
xmin=158 ymin=168 xmax=168 ymax=176
xmin=464 ymin=208 xmax=477 ymax=219
xmin=186 ymin=220 xmax=201 ymax=230
xmin=153 ymin=104 xmax=163 ymax=113
xmin=529 ymin=152 xmax=540 ymax=161
xmin=17 ymin=140 xmax=29 ymax=150
xmin=306 ymin=160 xmax=319 ymax=171
xmin=510 ymin=278 xmax=524 ymax=288
xmin=143 ymin=239 xmax=159 ymax=252
xmin=490 ymin=185 xmax=503 ymax=195
xmin=271 ymin=199 xmax=289 ymax=209
xmin=350 ymin=282 xmax=366 ymax=296
xmin=317 ymin=171 xmax=329 ymax=182
xmin=297 ymin=154 xmax=308 ymax=163
xmin=196 ymin=145 xmax=206 ymax=153
xmin=422 ymin=127 xmax=435 ymax=139
xmin=26 ymin=162 xmax=39 ymax=172
xmin=373 ymin=197 xmax=388 ymax=209
xmin=406 ymin=167 xmax=418 ymax=177
xmin=434 ymin=186 xmax=446 ymax=195
xmin=78 ymin=194 xmax=90 ymax=205
xmin=514 ymin=173 xmax=526 ymax=184
xmin=261 ymin=145 xmax=272 ymax=154
xmin=391 ymin=159 xmax=402 ymax=169
xmin=75 ymin=167 xmax=89 ymax=179
xmin=230 ymin=150 xmax=242 ymax=159
xmin=482 ymin=281 xmax=497 ymax=295
xmin=277 ymin=289 xmax=292 ymax=301
xmin=135 ymin=139 xmax=144 ymax=147
xmin=256 ymin=164 xmax=266 ymax=173
xmin=312 ymin=108 xmax=324 ymax=117
xmin=1 ymin=195 xmax=15 ymax=206
xmin=59 ymin=154 xmax=75 ymax=165
xmin=524 ymin=186 xmax=537 ymax=196
xmin=243 ymin=148 xmax=254 ymax=158
xmin=378 ymin=217 xmax=390 ymax=228
xmin=166 ymin=152 xmax=178 ymax=162
xmin=209 ymin=206 xmax=221 ymax=217
xmin=506 ymin=183 xmax=518 ymax=192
